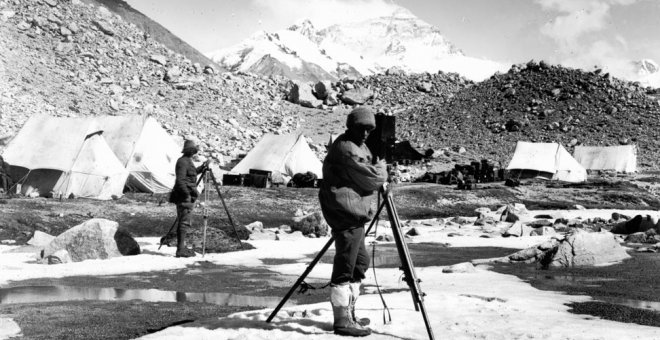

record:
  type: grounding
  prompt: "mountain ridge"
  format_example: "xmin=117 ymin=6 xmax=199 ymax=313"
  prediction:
xmin=207 ymin=9 xmax=510 ymax=82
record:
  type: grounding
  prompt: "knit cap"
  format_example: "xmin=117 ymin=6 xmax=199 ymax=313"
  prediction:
xmin=346 ymin=106 xmax=376 ymax=128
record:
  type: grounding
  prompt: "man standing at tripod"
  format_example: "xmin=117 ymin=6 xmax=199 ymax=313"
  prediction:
xmin=169 ymin=139 xmax=208 ymax=258
xmin=319 ymin=106 xmax=388 ymax=337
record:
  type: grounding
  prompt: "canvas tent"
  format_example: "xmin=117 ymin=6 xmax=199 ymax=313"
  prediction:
xmin=506 ymin=141 xmax=587 ymax=183
xmin=3 ymin=117 xmax=129 ymax=199
xmin=231 ymin=133 xmax=323 ymax=179
xmin=573 ymin=145 xmax=637 ymax=173
xmin=90 ymin=116 xmax=181 ymax=193
xmin=2 ymin=115 xmax=181 ymax=198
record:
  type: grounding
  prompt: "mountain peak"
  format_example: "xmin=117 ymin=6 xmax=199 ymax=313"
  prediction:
xmin=208 ymin=6 xmax=510 ymax=82
xmin=288 ymin=19 xmax=316 ymax=41
xmin=388 ymin=6 xmax=417 ymax=20
xmin=634 ymin=59 xmax=659 ymax=76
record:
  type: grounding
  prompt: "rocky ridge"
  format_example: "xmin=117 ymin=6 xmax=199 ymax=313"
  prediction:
xmin=3 ymin=0 xmax=660 ymax=173
xmin=359 ymin=62 xmax=660 ymax=168
xmin=0 ymin=0 xmax=317 ymax=165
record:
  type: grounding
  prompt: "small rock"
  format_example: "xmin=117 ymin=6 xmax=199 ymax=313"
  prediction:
xmin=442 ymin=262 xmax=476 ymax=273
xmin=150 ymin=55 xmax=168 ymax=66
xmin=92 ymin=19 xmax=115 ymax=36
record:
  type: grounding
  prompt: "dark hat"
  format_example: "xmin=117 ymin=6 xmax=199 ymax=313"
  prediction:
xmin=182 ymin=139 xmax=198 ymax=153
xmin=346 ymin=106 xmax=376 ymax=129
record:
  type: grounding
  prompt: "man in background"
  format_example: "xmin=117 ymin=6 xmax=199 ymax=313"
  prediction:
xmin=0 ymin=156 xmax=13 ymax=195
xmin=169 ymin=140 xmax=208 ymax=258
xmin=319 ymin=106 xmax=388 ymax=337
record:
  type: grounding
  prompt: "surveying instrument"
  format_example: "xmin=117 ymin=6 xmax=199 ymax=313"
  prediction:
xmin=158 ymin=166 xmax=244 ymax=254
xmin=266 ymin=184 xmax=435 ymax=340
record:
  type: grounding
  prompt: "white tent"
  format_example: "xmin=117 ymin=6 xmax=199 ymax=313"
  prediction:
xmin=3 ymin=117 xmax=129 ymax=199
xmin=573 ymin=145 xmax=637 ymax=173
xmin=93 ymin=116 xmax=181 ymax=193
xmin=506 ymin=141 xmax=587 ymax=183
xmin=231 ymin=133 xmax=323 ymax=179
xmin=2 ymin=115 xmax=181 ymax=198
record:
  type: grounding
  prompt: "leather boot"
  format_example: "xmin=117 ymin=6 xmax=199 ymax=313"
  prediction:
xmin=349 ymin=282 xmax=370 ymax=326
xmin=330 ymin=284 xmax=371 ymax=337
xmin=175 ymin=224 xmax=195 ymax=258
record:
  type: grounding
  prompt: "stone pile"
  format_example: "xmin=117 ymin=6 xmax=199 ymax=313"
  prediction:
xmin=392 ymin=61 xmax=660 ymax=168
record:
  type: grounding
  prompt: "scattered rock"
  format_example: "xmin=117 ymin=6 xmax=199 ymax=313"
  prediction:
xmin=551 ymin=230 xmax=630 ymax=267
xmin=41 ymin=218 xmax=140 ymax=263
xmin=442 ymin=262 xmax=475 ymax=273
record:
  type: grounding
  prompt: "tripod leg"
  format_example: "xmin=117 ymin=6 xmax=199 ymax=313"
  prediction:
xmin=266 ymin=236 xmax=335 ymax=323
xmin=207 ymin=170 xmax=245 ymax=249
xmin=267 ymin=199 xmax=387 ymax=323
xmin=158 ymin=216 xmax=179 ymax=250
xmin=383 ymin=189 xmax=435 ymax=340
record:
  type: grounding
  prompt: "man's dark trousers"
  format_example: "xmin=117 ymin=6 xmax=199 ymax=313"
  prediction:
xmin=176 ymin=204 xmax=193 ymax=251
xmin=331 ymin=226 xmax=369 ymax=284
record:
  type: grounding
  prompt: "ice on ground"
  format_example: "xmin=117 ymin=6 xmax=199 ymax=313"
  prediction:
xmin=1 ymin=209 xmax=659 ymax=339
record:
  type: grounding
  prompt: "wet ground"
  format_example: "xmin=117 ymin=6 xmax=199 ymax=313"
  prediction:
xmin=492 ymin=250 xmax=660 ymax=327
xmin=0 ymin=245 xmax=516 ymax=339
xmin=5 ymin=244 xmax=657 ymax=339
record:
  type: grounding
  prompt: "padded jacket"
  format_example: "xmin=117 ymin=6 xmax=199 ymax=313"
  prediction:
xmin=169 ymin=156 xmax=204 ymax=204
xmin=319 ymin=133 xmax=388 ymax=231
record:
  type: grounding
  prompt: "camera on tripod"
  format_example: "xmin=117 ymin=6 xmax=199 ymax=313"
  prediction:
xmin=365 ymin=113 xmax=428 ymax=166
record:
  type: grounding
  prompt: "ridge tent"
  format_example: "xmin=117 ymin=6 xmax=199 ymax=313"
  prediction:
xmin=91 ymin=116 xmax=181 ymax=193
xmin=506 ymin=141 xmax=587 ymax=183
xmin=2 ymin=115 xmax=181 ymax=198
xmin=2 ymin=117 xmax=129 ymax=199
xmin=573 ymin=145 xmax=637 ymax=173
xmin=231 ymin=133 xmax=323 ymax=179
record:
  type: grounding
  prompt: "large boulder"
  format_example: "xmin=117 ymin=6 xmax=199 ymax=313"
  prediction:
xmin=499 ymin=203 xmax=528 ymax=222
xmin=550 ymin=230 xmax=630 ymax=267
xmin=610 ymin=215 xmax=658 ymax=234
xmin=288 ymin=81 xmax=322 ymax=108
xmin=340 ymin=87 xmax=374 ymax=105
xmin=41 ymin=219 xmax=140 ymax=263
xmin=27 ymin=230 xmax=55 ymax=247
xmin=503 ymin=222 xmax=533 ymax=237
xmin=291 ymin=211 xmax=329 ymax=237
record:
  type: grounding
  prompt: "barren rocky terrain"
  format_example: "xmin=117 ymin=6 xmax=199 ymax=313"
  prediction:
xmin=2 ymin=0 xmax=660 ymax=171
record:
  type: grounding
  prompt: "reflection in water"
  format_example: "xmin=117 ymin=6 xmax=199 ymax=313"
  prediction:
xmin=0 ymin=286 xmax=290 ymax=307
xmin=531 ymin=275 xmax=660 ymax=313
xmin=593 ymin=296 xmax=660 ymax=312
xmin=372 ymin=253 xmax=401 ymax=267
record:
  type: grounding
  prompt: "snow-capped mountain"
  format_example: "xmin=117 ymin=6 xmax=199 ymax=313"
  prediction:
xmin=633 ymin=59 xmax=660 ymax=88
xmin=635 ymin=59 xmax=659 ymax=76
xmin=207 ymin=8 xmax=510 ymax=82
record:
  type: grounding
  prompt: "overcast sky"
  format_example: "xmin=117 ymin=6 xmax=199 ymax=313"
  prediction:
xmin=125 ymin=0 xmax=660 ymax=73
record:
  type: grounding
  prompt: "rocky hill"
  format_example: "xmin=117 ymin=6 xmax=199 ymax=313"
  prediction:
xmin=358 ymin=61 xmax=660 ymax=168
xmin=0 ymin=0 xmax=319 ymax=165
xmin=81 ymin=0 xmax=217 ymax=67
xmin=3 ymin=0 xmax=660 ymax=174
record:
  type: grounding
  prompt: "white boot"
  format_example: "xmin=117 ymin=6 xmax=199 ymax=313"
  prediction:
xmin=330 ymin=283 xmax=371 ymax=337
xmin=349 ymin=282 xmax=370 ymax=326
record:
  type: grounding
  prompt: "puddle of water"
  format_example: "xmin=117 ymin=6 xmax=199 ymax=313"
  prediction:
xmin=532 ymin=275 xmax=660 ymax=312
xmin=593 ymin=296 xmax=660 ymax=312
xmin=372 ymin=253 xmax=401 ymax=267
xmin=529 ymin=274 xmax=618 ymax=288
xmin=0 ymin=286 xmax=291 ymax=308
